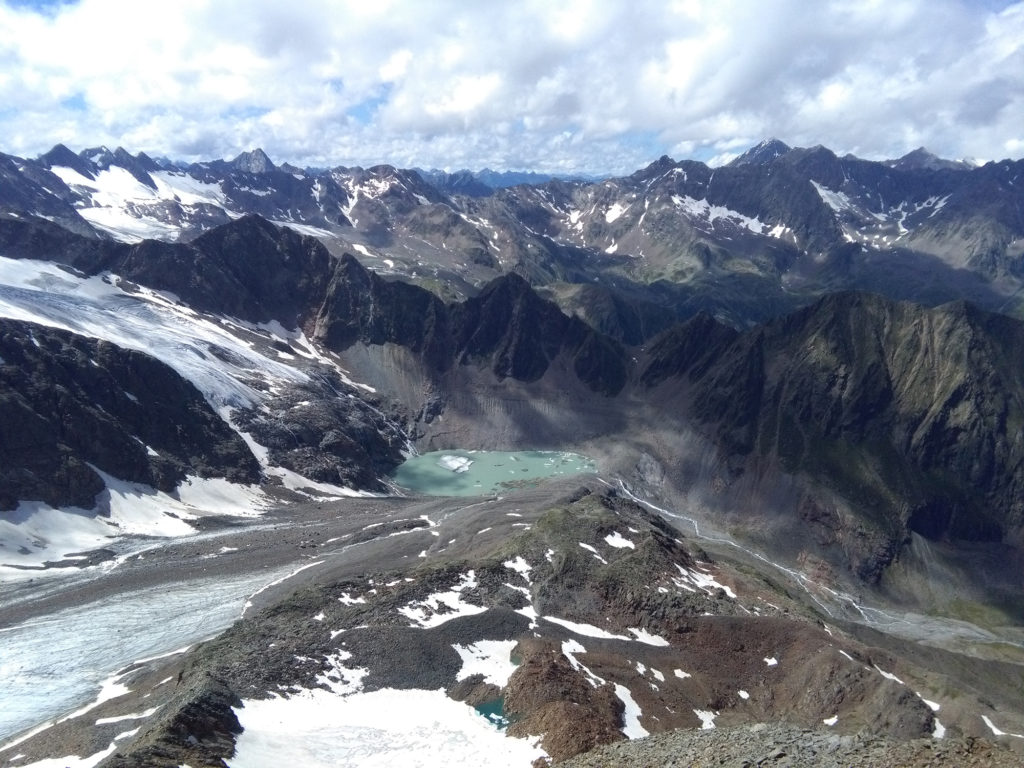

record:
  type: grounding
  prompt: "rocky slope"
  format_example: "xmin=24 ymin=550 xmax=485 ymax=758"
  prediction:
xmin=11 ymin=484 xmax=1019 ymax=768
xmin=561 ymin=722 xmax=1024 ymax=768
xmin=0 ymin=318 xmax=259 ymax=510
xmin=638 ymin=292 xmax=1024 ymax=587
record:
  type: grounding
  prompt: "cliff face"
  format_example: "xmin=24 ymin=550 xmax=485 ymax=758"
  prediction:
xmin=0 ymin=319 xmax=259 ymax=511
xmin=642 ymin=292 xmax=1024 ymax=578
xmin=311 ymin=254 xmax=627 ymax=395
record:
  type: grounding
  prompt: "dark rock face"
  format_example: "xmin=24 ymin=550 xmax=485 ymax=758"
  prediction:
xmin=0 ymin=319 xmax=259 ymax=511
xmin=313 ymin=254 xmax=628 ymax=395
xmin=644 ymin=291 xmax=1024 ymax=575
xmin=0 ymin=214 xmax=332 ymax=326
xmin=312 ymin=253 xmax=452 ymax=363
xmin=232 ymin=370 xmax=408 ymax=491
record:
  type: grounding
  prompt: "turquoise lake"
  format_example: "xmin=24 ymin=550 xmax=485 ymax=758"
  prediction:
xmin=390 ymin=450 xmax=596 ymax=496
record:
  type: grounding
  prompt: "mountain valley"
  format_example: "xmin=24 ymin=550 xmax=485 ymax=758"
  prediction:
xmin=0 ymin=142 xmax=1023 ymax=766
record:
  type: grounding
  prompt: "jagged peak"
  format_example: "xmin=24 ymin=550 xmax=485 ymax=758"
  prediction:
xmin=80 ymin=145 xmax=114 ymax=164
xmin=231 ymin=148 xmax=276 ymax=174
xmin=729 ymin=138 xmax=792 ymax=167
xmin=38 ymin=143 xmax=97 ymax=179
xmin=886 ymin=147 xmax=971 ymax=172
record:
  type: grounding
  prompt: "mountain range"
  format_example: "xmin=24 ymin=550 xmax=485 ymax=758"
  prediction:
xmin=1 ymin=141 xmax=1023 ymax=766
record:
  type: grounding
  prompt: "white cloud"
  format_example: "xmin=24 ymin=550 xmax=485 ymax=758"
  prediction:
xmin=0 ymin=0 xmax=1021 ymax=173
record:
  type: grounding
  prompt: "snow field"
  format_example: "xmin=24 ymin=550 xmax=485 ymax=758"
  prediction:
xmin=229 ymin=688 xmax=546 ymax=768
xmin=453 ymin=640 xmax=519 ymax=687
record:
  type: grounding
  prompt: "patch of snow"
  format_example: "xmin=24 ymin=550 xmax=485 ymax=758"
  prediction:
xmin=438 ymin=455 xmax=473 ymax=473
xmin=615 ymin=685 xmax=648 ymax=738
xmin=604 ymin=531 xmax=635 ymax=549
xmin=399 ymin=572 xmax=486 ymax=628
xmin=673 ymin=564 xmax=736 ymax=599
xmin=872 ymin=665 xmax=904 ymax=685
xmin=811 ymin=181 xmax=856 ymax=214
xmin=515 ymin=604 xmax=539 ymax=629
xmin=627 ymin=628 xmax=670 ymax=647
xmin=578 ymin=542 xmax=608 ymax=564
xmin=933 ymin=719 xmax=946 ymax=739
xmin=980 ymin=715 xmax=1024 ymax=739
xmin=738 ymin=690 xmax=750 ymax=700
xmin=693 ymin=709 xmax=717 ymax=730
xmin=917 ymin=695 xmax=940 ymax=712
xmin=270 ymin=221 xmax=336 ymax=239
xmin=94 ymin=706 xmax=161 ymax=726
xmin=338 ymin=592 xmax=367 ymax=605
xmin=604 ymin=202 xmax=628 ymax=223
xmin=230 ymin=687 xmax=546 ymax=767
xmin=670 ymin=194 xmax=765 ymax=234
xmin=453 ymin=640 xmax=518 ymax=687
xmin=764 ymin=657 xmax=778 ymax=667
xmin=0 ymin=470 xmax=265 ymax=576
xmin=315 ymin=651 xmax=368 ymax=696
xmin=823 ymin=715 xmax=838 ymax=726
xmin=503 ymin=556 xmax=532 ymax=582
xmin=673 ymin=669 xmax=691 ymax=679
xmin=560 ymin=639 xmax=606 ymax=687
xmin=542 ymin=616 xmax=631 ymax=641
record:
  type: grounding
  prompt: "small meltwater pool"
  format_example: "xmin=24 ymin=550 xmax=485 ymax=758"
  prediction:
xmin=390 ymin=450 xmax=596 ymax=496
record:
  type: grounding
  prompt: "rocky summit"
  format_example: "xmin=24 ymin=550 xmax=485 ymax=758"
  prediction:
xmin=0 ymin=142 xmax=1023 ymax=767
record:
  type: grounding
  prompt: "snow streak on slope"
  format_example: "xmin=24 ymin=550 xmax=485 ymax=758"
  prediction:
xmin=0 ymin=471 xmax=265 ymax=574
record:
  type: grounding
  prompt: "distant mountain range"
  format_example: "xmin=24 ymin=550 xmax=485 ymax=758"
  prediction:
xmin=2 ymin=138 xmax=1022 ymax=335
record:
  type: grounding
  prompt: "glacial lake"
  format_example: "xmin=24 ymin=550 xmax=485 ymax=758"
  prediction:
xmin=390 ymin=450 xmax=596 ymax=496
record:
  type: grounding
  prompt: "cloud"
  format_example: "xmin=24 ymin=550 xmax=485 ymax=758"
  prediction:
xmin=0 ymin=0 xmax=1021 ymax=173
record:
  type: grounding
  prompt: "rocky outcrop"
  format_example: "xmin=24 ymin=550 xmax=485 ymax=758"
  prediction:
xmin=0 ymin=319 xmax=259 ymax=510
xmin=0 ymin=214 xmax=332 ymax=326
xmin=231 ymin=369 xmax=408 ymax=490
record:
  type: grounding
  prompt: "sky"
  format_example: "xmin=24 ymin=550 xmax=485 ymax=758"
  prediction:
xmin=0 ymin=0 xmax=1022 ymax=175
